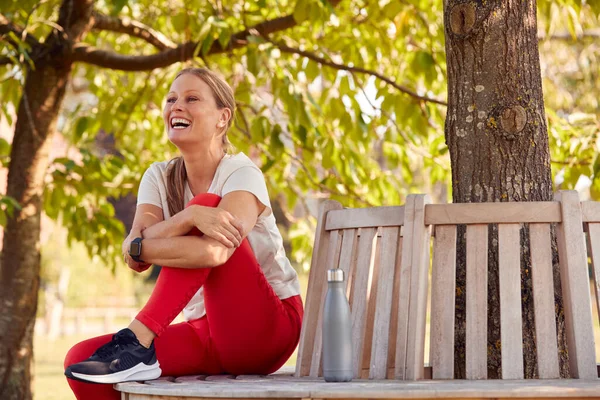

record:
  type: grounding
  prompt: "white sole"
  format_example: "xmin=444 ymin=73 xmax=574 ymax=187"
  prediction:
xmin=71 ymin=361 xmax=161 ymax=384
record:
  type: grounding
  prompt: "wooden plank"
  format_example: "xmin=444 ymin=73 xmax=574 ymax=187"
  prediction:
xmin=498 ymin=223 xmax=524 ymax=379
xmin=529 ymin=223 xmax=560 ymax=379
xmin=296 ymin=200 xmax=343 ymax=377
xmin=587 ymin=223 xmax=600 ymax=334
xmin=338 ymin=229 xmax=357 ymax=301
xmin=405 ymin=194 xmax=432 ymax=380
xmin=387 ymin=234 xmax=403 ymax=379
xmin=350 ymin=227 xmax=378 ymax=378
xmin=369 ymin=226 xmax=400 ymax=379
xmin=309 ymin=229 xmax=342 ymax=378
xmin=425 ymin=202 xmax=561 ymax=225
xmin=361 ymin=233 xmax=381 ymax=378
xmin=430 ymin=225 xmax=457 ymax=379
xmin=582 ymin=201 xmax=600 ymax=222
xmin=395 ymin=195 xmax=416 ymax=379
xmin=325 ymin=206 xmax=404 ymax=230
xmin=554 ymin=191 xmax=598 ymax=379
xmin=466 ymin=224 xmax=488 ymax=380
xmin=116 ymin=379 xmax=600 ymax=398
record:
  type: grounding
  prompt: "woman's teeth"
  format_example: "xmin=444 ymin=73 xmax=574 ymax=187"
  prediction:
xmin=171 ymin=118 xmax=191 ymax=129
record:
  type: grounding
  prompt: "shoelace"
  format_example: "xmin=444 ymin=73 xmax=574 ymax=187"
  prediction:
xmin=94 ymin=332 xmax=140 ymax=360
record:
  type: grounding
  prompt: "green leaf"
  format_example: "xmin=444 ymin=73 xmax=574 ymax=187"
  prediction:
xmin=74 ymin=117 xmax=89 ymax=142
xmin=293 ymin=0 xmax=310 ymax=24
xmin=383 ymin=0 xmax=404 ymax=19
xmin=171 ymin=12 xmax=189 ymax=31
xmin=110 ymin=0 xmax=128 ymax=15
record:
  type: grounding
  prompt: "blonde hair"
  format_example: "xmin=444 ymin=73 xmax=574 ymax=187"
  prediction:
xmin=166 ymin=68 xmax=236 ymax=216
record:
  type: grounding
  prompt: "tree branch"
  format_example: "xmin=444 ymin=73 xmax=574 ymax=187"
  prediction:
xmin=272 ymin=40 xmax=448 ymax=106
xmin=91 ymin=11 xmax=176 ymax=50
xmin=56 ymin=0 xmax=95 ymax=41
xmin=0 ymin=13 xmax=40 ymax=49
xmin=72 ymin=0 xmax=342 ymax=71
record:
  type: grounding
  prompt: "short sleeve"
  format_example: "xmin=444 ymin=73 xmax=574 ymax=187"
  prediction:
xmin=222 ymin=166 xmax=272 ymax=218
xmin=136 ymin=164 xmax=163 ymax=209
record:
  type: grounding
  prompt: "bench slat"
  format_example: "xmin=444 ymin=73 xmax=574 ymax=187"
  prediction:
xmin=425 ymin=202 xmax=561 ymax=225
xmin=582 ymin=201 xmax=600 ymax=222
xmin=362 ymin=234 xmax=381 ymax=377
xmin=296 ymin=200 xmax=343 ymax=377
xmin=498 ymin=224 xmax=524 ymax=379
xmin=395 ymin=195 xmax=416 ymax=379
xmin=466 ymin=224 xmax=488 ymax=380
xmin=387 ymin=235 xmax=404 ymax=379
xmin=405 ymin=194 xmax=431 ymax=380
xmin=430 ymin=225 xmax=457 ymax=379
xmin=309 ymin=228 xmax=342 ymax=377
xmin=338 ymin=229 xmax=357 ymax=304
xmin=350 ymin=227 xmax=378 ymax=378
xmin=529 ymin=223 xmax=560 ymax=379
xmin=369 ymin=226 xmax=400 ymax=379
xmin=325 ymin=206 xmax=405 ymax=230
xmin=587 ymin=223 xmax=600 ymax=331
xmin=554 ymin=191 xmax=598 ymax=379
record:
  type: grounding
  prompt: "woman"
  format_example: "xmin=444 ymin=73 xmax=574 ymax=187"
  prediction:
xmin=64 ymin=68 xmax=303 ymax=400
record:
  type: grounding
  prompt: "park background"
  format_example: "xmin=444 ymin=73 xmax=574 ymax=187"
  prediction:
xmin=1 ymin=0 xmax=600 ymax=399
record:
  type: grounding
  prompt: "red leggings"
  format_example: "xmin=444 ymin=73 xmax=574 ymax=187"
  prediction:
xmin=64 ymin=193 xmax=303 ymax=400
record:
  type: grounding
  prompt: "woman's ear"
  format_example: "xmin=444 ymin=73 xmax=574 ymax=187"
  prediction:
xmin=218 ymin=108 xmax=232 ymax=128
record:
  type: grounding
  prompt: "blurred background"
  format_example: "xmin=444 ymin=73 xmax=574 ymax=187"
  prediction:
xmin=1 ymin=0 xmax=599 ymax=398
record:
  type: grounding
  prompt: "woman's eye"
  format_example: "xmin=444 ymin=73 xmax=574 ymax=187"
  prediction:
xmin=166 ymin=97 xmax=176 ymax=103
xmin=187 ymin=97 xmax=198 ymax=102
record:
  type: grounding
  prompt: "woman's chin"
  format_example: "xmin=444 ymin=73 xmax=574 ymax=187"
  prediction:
xmin=167 ymin=127 xmax=193 ymax=144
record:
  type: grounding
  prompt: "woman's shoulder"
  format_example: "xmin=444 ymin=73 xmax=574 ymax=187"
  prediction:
xmin=144 ymin=160 xmax=173 ymax=176
xmin=222 ymin=152 xmax=261 ymax=171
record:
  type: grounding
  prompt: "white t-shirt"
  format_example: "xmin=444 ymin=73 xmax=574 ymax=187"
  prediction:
xmin=136 ymin=152 xmax=301 ymax=320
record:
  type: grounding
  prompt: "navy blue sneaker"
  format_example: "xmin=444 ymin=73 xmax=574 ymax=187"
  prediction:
xmin=65 ymin=328 xmax=161 ymax=384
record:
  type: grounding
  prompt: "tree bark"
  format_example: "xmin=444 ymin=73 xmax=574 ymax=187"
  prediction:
xmin=0 ymin=1 xmax=94 ymax=397
xmin=444 ymin=0 xmax=568 ymax=378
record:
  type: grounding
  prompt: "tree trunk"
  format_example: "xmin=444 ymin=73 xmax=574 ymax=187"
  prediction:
xmin=0 ymin=2 xmax=93 ymax=397
xmin=0 ymin=61 xmax=72 ymax=399
xmin=443 ymin=0 xmax=568 ymax=378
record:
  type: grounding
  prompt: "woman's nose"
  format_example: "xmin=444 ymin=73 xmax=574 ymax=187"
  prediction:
xmin=172 ymin=98 xmax=184 ymax=111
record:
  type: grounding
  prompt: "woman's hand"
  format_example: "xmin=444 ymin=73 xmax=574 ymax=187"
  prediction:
xmin=189 ymin=205 xmax=244 ymax=248
xmin=122 ymin=231 xmax=152 ymax=273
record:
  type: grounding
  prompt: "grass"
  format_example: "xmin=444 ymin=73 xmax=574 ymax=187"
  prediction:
xmin=34 ymin=334 xmax=87 ymax=400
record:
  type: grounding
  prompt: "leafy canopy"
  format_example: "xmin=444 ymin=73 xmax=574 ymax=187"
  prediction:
xmin=1 ymin=0 xmax=598 ymax=271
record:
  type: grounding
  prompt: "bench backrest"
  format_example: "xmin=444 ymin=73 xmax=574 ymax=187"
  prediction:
xmin=296 ymin=190 xmax=599 ymax=381
xmin=295 ymin=195 xmax=431 ymax=380
xmin=427 ymin=190 xmax=597 ymax=380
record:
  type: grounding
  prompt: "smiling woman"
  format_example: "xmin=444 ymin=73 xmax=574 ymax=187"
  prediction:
xmin=62 ymin=68 xmax=304 ymax=400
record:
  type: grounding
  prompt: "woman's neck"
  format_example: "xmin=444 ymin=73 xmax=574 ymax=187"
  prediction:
xmin=181 ymin=146 xmax=225 ymax=195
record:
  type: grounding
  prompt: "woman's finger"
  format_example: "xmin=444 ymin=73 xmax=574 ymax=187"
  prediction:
xmin=215 ymin=231 xmax=235 ymax=248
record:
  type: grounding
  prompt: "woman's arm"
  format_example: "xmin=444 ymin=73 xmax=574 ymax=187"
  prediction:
xmin=123 ymin=204 xmax=164 ymax=272
xmin=139 ymin=191 xmax=265 ymax=268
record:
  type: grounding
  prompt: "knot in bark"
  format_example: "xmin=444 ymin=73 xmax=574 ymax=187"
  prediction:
xmin=499 ymin=105 xmax=527 ymax=139
xmin=449 ymin=3 xmax=476 ymax=35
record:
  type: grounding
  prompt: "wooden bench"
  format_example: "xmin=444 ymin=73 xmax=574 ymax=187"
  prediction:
xmin=117 ymin=191 xmax=600 ymax=400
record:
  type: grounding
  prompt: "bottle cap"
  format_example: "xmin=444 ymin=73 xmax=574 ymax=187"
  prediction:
xmin=327 ymin=269 xmax=344 ymax=282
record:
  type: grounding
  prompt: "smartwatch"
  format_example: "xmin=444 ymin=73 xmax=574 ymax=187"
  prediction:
xmin=129 ymin=237 xmax=145 ymax=263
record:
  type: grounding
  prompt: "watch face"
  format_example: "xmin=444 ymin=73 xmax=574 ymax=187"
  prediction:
xmin=130 ymin=242 xmax=141 ymax=256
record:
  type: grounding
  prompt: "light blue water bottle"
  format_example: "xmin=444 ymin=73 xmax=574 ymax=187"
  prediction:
xmin=322 ymin=268 xmax=353 ymax=382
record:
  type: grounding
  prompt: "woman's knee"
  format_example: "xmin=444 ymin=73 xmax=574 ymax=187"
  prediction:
xmin=186 ymin=193 xmax=222 ymax=208
xmin=64 ymin=335 xmax=112 ymax=369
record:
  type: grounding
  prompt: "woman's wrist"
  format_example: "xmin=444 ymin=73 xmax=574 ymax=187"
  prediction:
xmin=184 ymin=205 xmax=202 ymax=232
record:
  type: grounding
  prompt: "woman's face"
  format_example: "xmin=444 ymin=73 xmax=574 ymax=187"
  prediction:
xmin=163 ymin=73 xmax=229 ymax=148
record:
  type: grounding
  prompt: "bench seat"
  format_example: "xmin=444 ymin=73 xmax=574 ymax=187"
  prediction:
xmin=118 ymin=374 xmax=600 ymax=400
